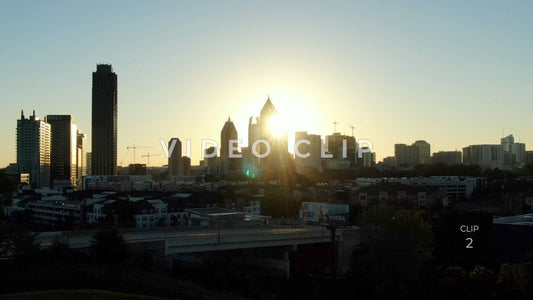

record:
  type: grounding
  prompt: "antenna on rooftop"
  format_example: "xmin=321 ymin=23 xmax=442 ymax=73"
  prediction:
xmin=349 ymin=125 xmax=355 ymax=137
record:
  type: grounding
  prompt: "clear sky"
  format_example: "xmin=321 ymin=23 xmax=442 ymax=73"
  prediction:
xmin=1 ymin=0 xmax=532 ymax=167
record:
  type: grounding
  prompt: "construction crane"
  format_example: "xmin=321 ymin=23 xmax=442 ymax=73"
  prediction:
xmin=126 ymin=144 xmax=150 ymax=164
xmin=349 ymin=125 xmax=355 ymax=137
xmin=119 ymin=148 xmax=130 ymax=167
xmin=333 ymin=121 xmax=339 ymax=133
xmin=141 ymin=152 xmax=160 ymax=167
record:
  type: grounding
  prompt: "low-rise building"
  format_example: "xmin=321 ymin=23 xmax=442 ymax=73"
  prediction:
xmin=27 ymin=200 xmax=82 ymax=226
xmin=432 ymin=151 xmax=462 ymax=165
xmin=82 ymin=175 xmax=153 ymax=191
xmin=356 ymin=176 xmax=478 ymax=201
xmin=355 ymin=183 xmax=444 ymax=208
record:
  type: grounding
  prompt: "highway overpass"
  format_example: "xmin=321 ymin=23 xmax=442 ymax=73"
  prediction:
xmin=36 ymin=225 xmax=360 ymax=277
xmin=37 ymin=226 xmax=344 ymax=254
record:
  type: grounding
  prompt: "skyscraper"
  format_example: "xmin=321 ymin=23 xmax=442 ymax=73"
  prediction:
xmin=395 ymin=143 xmax=416 ymax=167
xmin=86 ymin=152 xmax=92 ymax=176
xmin=91 ymin=64 xmax=118 ymax=175
xmin=168 ymin=138 xmax=182 ymax=177
xmin=179 ymin=156 xmax=191 ymax=176
xmin=220 ymin=117 xmax=238 ymax=175
xmin=295 ymin=131 xmax=322 ymax=172
xmin=17 ymin=110 xmax=51 ymax=188
xmin=501 ymin=134 xmax=526 ymax=167
xmin=326 ymin=132 xmax=356 ymax=166
xmin=204 ymin=146 xmax=219 ymax=175
xmin=413 ymin=140 xmax=431 ymax=164
xmin=46 ymin=115 xmax=78 ymax=188
xmin=246 ymin=97 xmax=289 ymax=174
xmin=76 ymin=130 xmax=86 ymax=185
xmin=362 ymin=151 xmax=376 ymax=167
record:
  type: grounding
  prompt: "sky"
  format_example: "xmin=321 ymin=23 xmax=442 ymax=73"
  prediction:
xmin=1 ymin=0 xmax=532 ymax=167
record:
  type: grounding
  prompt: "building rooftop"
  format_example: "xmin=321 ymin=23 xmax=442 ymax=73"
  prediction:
xmin=494 ymin=213 xmax=533 ymax=226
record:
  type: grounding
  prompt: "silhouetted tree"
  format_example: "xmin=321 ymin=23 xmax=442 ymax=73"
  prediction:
xmin=262 ymin=186 xmax=299 ymax=218
xmin=497 ymin=262 xmax=533 ymax=299
xmin=357 ymin=167 xmax=380 ymax=178
xmin=522 ymin=163 xmax=533 ymax=176
xmin=0 ymin=222 xmax=10 ymax=258
xmin=90 ymin=229 xmax=128 ymax=263
xmin=351 ymin=206 xmax=434 ymax=299
xmin=469 ymin=265 xmax=496 ymax=299
xmin=8 ymin=209 xmax=34 ymax=229
xmin=43 ymin=238 xmax=82 ymax=262
xmin=7 ymin=229 xmax=42 ymax=265
xmin=0 ymin=172 xmax=16 ymax=194
xmin=428 ymin=266 xmax=470 ymax=300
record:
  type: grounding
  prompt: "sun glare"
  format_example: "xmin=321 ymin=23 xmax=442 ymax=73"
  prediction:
xmin=268 ymin=114 xmax=286 ymax=136
xmin=235 ymin=89 xmax=323 ymax=153
xmin=273 ymin=92 xmax=321 ymax=132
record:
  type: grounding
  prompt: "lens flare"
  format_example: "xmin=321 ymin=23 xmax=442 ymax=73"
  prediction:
xmin=268 ymin=114 xmax=285 ymax=136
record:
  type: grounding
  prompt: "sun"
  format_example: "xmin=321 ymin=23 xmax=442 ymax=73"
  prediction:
xmin=268 ymin=114 xmax=286 ymax=136
xmin=235 ymin=89 xmax=323 ymax=153
xmin=263 ymin=91 xmax=323 ymax=154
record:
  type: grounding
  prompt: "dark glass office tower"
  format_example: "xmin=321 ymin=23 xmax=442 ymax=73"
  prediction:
xmin=45 ymin=115 xmax=77 ymax=188
xmin=91 ymin=64 xmax=118 ymax=175
xmin=168 ymin=138 xmax=182 ymax=177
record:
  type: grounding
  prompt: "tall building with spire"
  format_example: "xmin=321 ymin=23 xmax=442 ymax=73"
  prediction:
xmin=260 ymin=97 xmax=277 ymax=125
xmin=220 ymin=117 xmax=238 ymax=176
xmin=245 ymin=97 xmax=289 ymax=176
xmin=17 ymin=110 xmax=51 ymax=188
xmin=91 ymin=64 xmax=118 ymax=175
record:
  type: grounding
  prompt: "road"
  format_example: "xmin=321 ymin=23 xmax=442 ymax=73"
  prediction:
xmin=36 ymin=225 xmax=336 ymax=250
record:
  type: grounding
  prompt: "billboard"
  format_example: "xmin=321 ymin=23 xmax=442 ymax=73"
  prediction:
xmin=300 ymin=202 xmax=350 ymax=225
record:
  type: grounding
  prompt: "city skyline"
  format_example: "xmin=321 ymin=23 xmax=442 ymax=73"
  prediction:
xmin=1 ymin=1 xmax=532 ymax=167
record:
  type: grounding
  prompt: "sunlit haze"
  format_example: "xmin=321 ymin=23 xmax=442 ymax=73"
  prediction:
xmin=1 ymin=1 xmax=532 ymax=167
